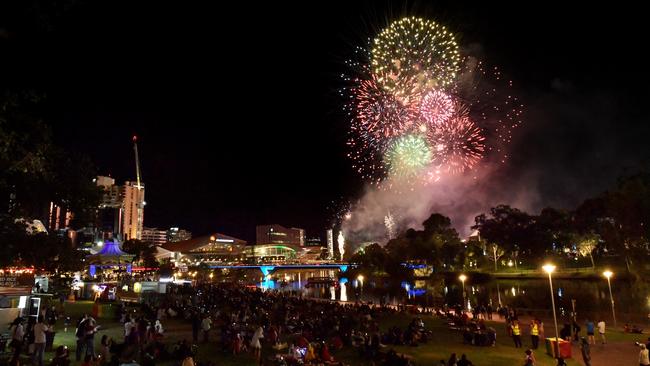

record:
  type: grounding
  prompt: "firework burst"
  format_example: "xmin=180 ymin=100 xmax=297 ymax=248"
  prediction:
xmin=371 ymin=17 xmax=460 ymax=92
xmin=384 ymin=134 xmax=433 ymax=180
xmin=428 ymin=114 xmax=485 ymax=175
xmin=419 ymin=89 xmax=455 ymax=127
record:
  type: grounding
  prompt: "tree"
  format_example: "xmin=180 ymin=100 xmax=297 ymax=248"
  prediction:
xmin=486 ymin=242 xmax=505 ymax=272
xmin=575 ymin=173 xmax=650 ymax=271
xmin=0 ymin=218 xmax=85 ymax=272
xmin=122 ymin=239 xmax=158 ymax=268
xmin=473 ymin=205 xmax=535 ymax=265
xmin=576 ymin=233 xmax=599 ymax=268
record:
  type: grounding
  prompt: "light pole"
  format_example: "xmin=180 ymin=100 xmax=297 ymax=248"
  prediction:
xmin=459 ymin=274 xmax=467 ymax=311
xmin=603 ymin=270 xmax=617 ymax=328
xmin=543 ymin=264 xmax=560 ymax=357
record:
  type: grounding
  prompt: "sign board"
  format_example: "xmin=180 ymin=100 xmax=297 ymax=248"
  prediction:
xmin=0 ymin=272 xmax=34 ymax=295
xmin=0 ymin=273 xmax=34 ymax=287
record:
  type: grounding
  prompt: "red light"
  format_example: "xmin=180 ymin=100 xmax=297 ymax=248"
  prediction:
xmin=132 ymin=135 xmax=138 ymax=142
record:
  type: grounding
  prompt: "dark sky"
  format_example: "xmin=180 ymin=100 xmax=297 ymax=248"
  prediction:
xmin=2 ymin=1 xmax=649 ymax=241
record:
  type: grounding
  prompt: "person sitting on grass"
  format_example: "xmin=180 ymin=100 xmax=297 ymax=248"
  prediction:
xmin=524 ymin=349 xmax=536 ymax=366
xmin=457 ymin=354 xmax=473 ymax=366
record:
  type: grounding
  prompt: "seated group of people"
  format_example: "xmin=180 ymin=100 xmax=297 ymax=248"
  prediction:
xmin=461 ymin=320 xmax=496 ymax=347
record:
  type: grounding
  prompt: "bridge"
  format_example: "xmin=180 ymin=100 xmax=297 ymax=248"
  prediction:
xmin=208 ymin=264 xmax=353 ymax=276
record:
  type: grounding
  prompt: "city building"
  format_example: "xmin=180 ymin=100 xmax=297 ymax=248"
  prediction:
xmin=94 ymin=137 xmax=147 ymax=241
xmin=167 ymin=227 xmax=192 ymax=242
xmin=121 ymin=181 xmax=145 ymax=240
xmin=163 ymin=233 xmax=248 ymax=263
xmin=256 ymin=224 xmax=306 ymax=246
xmin=305 ymin=237 xmax=323 ymax=247
xmin=94 ymin=177 xmax=145 ymax=241
xmin=141 ymin=227 xmax=168 ymax=246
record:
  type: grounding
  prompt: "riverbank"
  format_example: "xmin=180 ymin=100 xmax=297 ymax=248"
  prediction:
xmin=436 ymin=267 xmax=636 ymax=280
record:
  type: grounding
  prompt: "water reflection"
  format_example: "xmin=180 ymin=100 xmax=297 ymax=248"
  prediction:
xmin=252 ymin=269 xmax=650 ymax=322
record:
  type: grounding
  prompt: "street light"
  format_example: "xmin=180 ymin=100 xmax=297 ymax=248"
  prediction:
xmin=543 ymin=263 xmax=560 ymax=357
xmin=459 ymin=274 xmax=467 ymax=311
xmin=603 ymin=270 xmax=617 ymax=328
xmin=357 ymin=274 xmax=364 ymax=287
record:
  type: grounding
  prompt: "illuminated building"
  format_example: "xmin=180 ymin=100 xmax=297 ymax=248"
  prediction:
xmin=141 ymin=227 xmax=167 ymax=246
xmin=256 ymin=224 xmax=305 ymax=246
xmin=167 ymin=227 xmax=192 ymax=242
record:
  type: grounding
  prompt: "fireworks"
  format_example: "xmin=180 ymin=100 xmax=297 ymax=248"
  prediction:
xmin=419 ymin=89 xmax=455 ymax=126
xmin=343 ymin=16 xmax=522 ymax=189
xmin=453 ymin=57 xmax=524 ymax=164
xmin=384 ymin=134 xmax=433 ymax=179
xmin=384 ymin=211 xmax=397 ymax=240
xmin=429 ymin=115 xmax=485 ymax=175
xmin=371 ymin=17 xmax=460 ymax=92
xmin=352 ymin=75 xmax=420 ymax=143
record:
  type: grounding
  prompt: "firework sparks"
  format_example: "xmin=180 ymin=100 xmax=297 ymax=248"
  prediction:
xmin=371 ymin=17 xmax=460 ymax=92
xmin=419 ymin=89 xmax=455 ymax=127
xmin=453 ymin=57 xmax=524 ymax=164
xmin=352 ymin=75 xmax=420 ymax=142
xmin=384 ymin=211 xmax=396 ymax=240
xmin=342 ymin=18 xmax=522 ymax=188
xmin=384 ymin=134 xmax=433 ymax=180
xmin=429 ymin=114 xmax=485 ymax=175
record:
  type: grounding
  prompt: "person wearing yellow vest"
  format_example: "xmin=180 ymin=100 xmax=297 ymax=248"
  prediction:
xmin=530 ymin=319 xmax=540 ymax=349
xmin=511 ymin=320 xmax=522 ymax=348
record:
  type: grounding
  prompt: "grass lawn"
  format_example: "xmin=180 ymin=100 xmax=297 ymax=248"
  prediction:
xmin=10 ymin=301 xmax=638 ymax=366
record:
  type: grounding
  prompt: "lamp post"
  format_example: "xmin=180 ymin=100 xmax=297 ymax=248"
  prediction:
xmin=603 ymin=270 xmax=617 ymax=328
xmin=459 ymin=274 xmax=467 ymax=311
xmin=543 ymin=264 xmax=560 ymax=357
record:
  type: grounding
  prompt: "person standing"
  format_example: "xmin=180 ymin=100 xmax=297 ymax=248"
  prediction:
xmin=597 ymin=319 xmax=606 ymax=344
xmin=580 ymin=337 xmax=591 ymax=366
xmin=572 ymin=320 xmax=581 ymax=342
xmin=32 ymin=316 xmax=49 ymax=366
xmin=10 ymin=317 xmax=25 ymax=366
xmin=511 ymin=320 xmax=522 ymax=348
xmin=75 ymin=314 xmax=89 ymax=362
xmin=201 ymin=315 xmax=211 ymax=343
xmin=639 ymin=344 xmax=650 ymax=366
xmin=585 ymin=319 xmax=595 ymax=345
xmin=251 ymin=325 xmax=264 ymax=362
xmin=191 ymin=312 xmax=200 ymax=343
xmin=529 ymin=319 xmax=540 ymax=349
xmin=84 ymin=318 xmax=97 ymax=358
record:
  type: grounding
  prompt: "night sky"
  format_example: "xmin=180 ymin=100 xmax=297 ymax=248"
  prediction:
xmin=2 ymin=1 xmax=649 ymax=242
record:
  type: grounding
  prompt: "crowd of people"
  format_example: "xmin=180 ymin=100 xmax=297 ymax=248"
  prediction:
xmin=5 ymin=283 xmax=646 ymax=366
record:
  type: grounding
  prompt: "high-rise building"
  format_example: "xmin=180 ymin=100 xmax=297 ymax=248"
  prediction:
xmin=122 ymin=181 xmax=145 ymax=240
xmin=94 ymin=176 xmax=145 ymax=241
xmin=167 ymin=227 xmax=192 ymax=242
xmin=256 ymin=224 xmax=306 ymax=246
xmin=142 ymin=227 xmax=167 ymax=246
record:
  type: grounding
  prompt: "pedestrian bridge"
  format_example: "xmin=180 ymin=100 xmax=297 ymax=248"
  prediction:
xmin=208 ymin=264 xmax=353 ymax=276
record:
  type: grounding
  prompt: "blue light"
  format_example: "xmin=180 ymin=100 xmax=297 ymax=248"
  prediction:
xmin=339 ymin=265 xmax=348 ymax=272
xmin=259 ymin=266 xmax=275 ymax=276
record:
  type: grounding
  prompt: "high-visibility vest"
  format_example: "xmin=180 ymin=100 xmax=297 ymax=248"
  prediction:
xmin=531 ymin=323 xmax=539 ymax=336
xmin=512 ymin=324 xmax=521 ymax=335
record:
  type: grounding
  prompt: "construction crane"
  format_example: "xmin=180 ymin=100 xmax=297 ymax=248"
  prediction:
xmin=133 ymin=135 xmax=142 ymax=190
